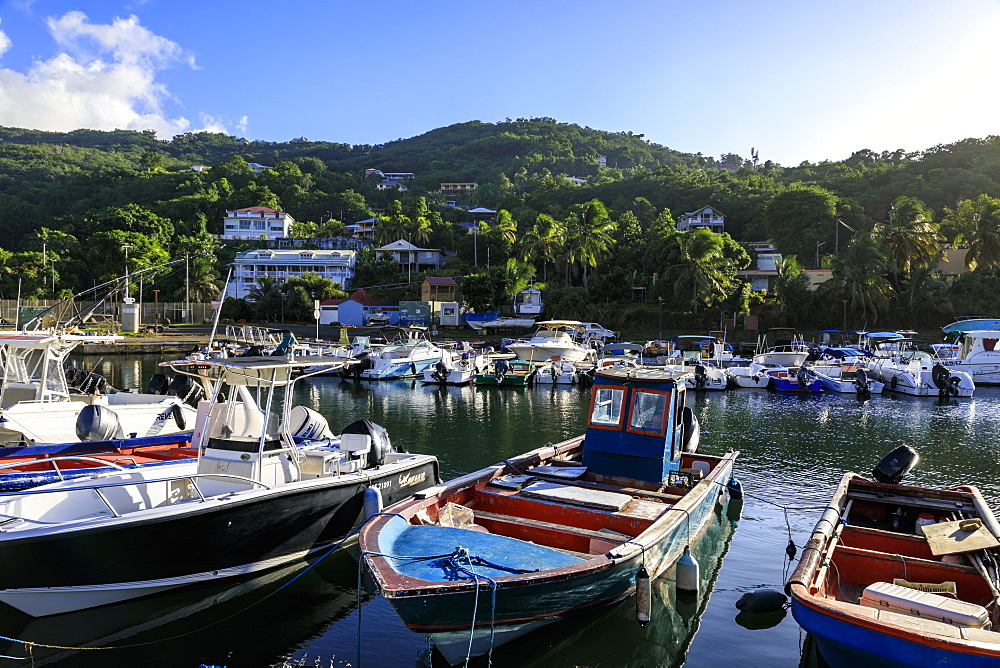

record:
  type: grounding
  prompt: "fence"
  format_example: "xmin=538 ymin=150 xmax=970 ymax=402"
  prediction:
xmin=0 ymin=300 xmax=216 ymax=327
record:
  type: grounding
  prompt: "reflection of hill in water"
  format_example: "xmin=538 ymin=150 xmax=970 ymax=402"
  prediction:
xmin=0 ymin=550 xmax=363 ymax=667
xmin=477 ymin=498 xmax=742 ymax=668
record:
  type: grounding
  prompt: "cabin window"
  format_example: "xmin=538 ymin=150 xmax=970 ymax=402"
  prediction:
xmin=627 ymin=390 xmax=669 ymax=435
xmin=589 ymin=386 xmax=625 ymax=429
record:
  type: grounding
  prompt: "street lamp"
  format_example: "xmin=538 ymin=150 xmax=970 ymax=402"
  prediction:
xmin=842 ymin=299 xmax=849 ymax=333
xmin=121 ymin=244 xmax=133 ymax=299
xmin=153 ymin=290 xmax=160 ymax=329
xmin=280 ymin=292 xmax=286 ymax=324
xmin=816 ymin=241 xmax=827 ymax=269
xmin=658 ymin=296 xmax=664 ymax=340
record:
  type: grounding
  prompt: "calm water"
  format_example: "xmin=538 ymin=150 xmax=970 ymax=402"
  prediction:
xmin=5 ymin=356 xmax=1000 ymax=667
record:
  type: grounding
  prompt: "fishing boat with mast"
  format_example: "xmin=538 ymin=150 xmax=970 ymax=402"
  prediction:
xmin=359 ymin=366 xmax=737 ymax=664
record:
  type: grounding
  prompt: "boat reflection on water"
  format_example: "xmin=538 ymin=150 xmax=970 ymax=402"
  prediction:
xmin=482 ymin=497 xmax=742 ymax=668
xmin=0 ymin=550 xmax=364 ymax=667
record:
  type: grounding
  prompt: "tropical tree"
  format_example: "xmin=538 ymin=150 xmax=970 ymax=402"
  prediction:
xmin=520 ymin=214 xmax=564 ymax=281
xmin=565 ymin=199 xmax=616 ymax=290
xmin=376 ymin=200 xmax=409 ymax=245
xmin=836 ymin=235 xmax=893 ymax=324
xmin=944 ymin=195 xmax=1000 ymax=272
xmin=406 ymin=197 xmax=432 ymax=247
xmin=663 ymin=228 xmax=732 ymax=314
xmin=871 ymin=196 xmax=943 ymax=290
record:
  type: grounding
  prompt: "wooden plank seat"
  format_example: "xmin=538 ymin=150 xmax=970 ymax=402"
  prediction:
xmin=472 ymin=509 xmax=632 ymax=555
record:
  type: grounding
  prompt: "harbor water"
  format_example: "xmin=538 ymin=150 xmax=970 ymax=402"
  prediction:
xmin=6 ymin=354 xmax=1000 ymax=667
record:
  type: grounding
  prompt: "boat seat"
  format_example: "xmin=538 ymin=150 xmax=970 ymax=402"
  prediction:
xmin=520 ymin=481 xmax=631 ymax=512
xmin=340 ymin=433 xmax=371 ymax=457
xmin=861 ymin=581 xmax=990 ymax=628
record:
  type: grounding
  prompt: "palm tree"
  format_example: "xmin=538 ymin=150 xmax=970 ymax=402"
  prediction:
xmin=958 ymin=195 xmax=1000 ymax=271
xmin=375 ymin=200 xmax=409 ymax=246
xmin=664 ymin=229 xmax=731 ymax=314
xmin=565 ymin=199 xmax=616 ymax=290
xmin=837 ymin=235 xmax=892 ymax=324
xmin=493 ymin=209 xmax=518 ymax=245
xmin=186 ymin=258 xmax=221 ymax=302
xmin=520 ymin=214 xmax=565 ymax=281
xmin=871 ymin=196 xmax=944 ymax=290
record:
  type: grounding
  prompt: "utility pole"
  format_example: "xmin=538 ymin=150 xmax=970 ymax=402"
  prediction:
xmin=185 ymin=254 xmax=190 ymax=324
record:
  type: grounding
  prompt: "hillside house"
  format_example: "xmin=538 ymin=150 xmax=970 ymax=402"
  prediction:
xmin=376 ymin=239 xmax=447 ymax=272
xmin=222 ymin=207 xmax=295 ymax=241
xmin=677 ymin=206 xmax=725 ymax=233
xmin=227 ymin=249 xmax=356 ymax=300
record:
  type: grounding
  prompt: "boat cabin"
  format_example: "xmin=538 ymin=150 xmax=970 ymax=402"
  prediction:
xmin=583 ymin=367 xmax=695 ymax=484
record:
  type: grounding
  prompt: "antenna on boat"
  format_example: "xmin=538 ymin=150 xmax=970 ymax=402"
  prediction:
xmin=207 ymin=267 xmax=233 ymax=351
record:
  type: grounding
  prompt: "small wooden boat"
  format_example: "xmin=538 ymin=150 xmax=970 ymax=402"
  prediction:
xmin=475 ymin=358 xmax=535 ymax=386
xmin=787 ymin=446 xmax=1000 ymax=666
xmin=359 ymin=367 xmax=738 ymax=664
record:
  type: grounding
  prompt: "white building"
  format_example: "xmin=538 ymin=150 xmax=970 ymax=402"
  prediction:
xmin=677 ymin=205 xmax=725 ymax=233
xmin=227 ymin=249 xmax=357 ymax=300
xmin=375 ymin=239 xmax=446 ymax=272
xmin=222 ymin=207 xmax=295 ymax=241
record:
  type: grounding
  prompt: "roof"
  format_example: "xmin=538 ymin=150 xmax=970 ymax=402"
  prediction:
xmin=230 ymin=206 xmax=281 ymax=214
xmin=349 ymin=289 xmax=382 ymax=306
xmin=467 ymin=207 xmax=496 ymax=214
xmin=679 ymin=205 xmax=725 ymax=219
xmin=320 ymin=299 xmax=347 ymax=306
xmin=423 ymin=277 xmax=457 ymax=286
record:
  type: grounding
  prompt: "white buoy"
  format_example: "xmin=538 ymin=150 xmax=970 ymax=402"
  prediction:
xmin=635 ymin=564 xmax=651 ymax=627
xmin=676 ymin=545 xmax=700 ymax=596
xmin=363 ymin=486 xmax=383 ymax=523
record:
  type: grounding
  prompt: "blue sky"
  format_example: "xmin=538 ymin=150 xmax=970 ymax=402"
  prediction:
xmin=1 ymin=0 xmax=999 ymax=166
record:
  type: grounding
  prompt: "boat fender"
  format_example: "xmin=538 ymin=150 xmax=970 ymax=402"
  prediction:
xmin=890 ymin=375 xmax=898 ymax=390
xmin=872 ymin=444 xmax=919 ymax=485
xmin=75 ymin=404 xmax=125 ymax=442
xmin=785 ymin=539 xmax=797 ymax=560
xmin=735 ymin=588 xmax=787 ymax=614
xmin=342 ymin=419 xmax=391 ymax=468
xmin=681 ymin=407 xmax=700 ymax=454
xmin=675 ymin=545 xmax=699 ymax=596
xmin=734 ymin=608 xmax=787 ymax=630
xmin=727 ymin=477 xmax=743 ymax=499
xmin=635 ymin=564 xmax=651 ymax=627
xmin=170 ymin=403 xmax=186 ymax=430
xmin=146 ymin=373 xmax=171 ymax=395
xmin=363 ymin=486 xmax=384 ymax=523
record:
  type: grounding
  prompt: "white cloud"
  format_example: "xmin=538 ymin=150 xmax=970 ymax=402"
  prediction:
xmin=0 ymin=12 xmax=222 ymax=138
xmin=236 ymin=116 xmax=248 ymax=134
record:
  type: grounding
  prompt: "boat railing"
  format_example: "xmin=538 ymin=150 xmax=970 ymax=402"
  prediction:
xmin=0 ymin=471 xmax=271 ymax=518
xmin=0 ymin=455 xmax=132 ymax=480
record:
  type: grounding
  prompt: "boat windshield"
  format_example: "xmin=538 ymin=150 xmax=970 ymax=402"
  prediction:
xmin=628 ymin=391 xmax=667 ymax=435
xmin=590 ymin=387 xmax=624 ymax=427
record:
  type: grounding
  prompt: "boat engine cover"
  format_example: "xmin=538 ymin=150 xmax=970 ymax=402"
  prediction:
xmin=872 ymin=444 xmax=919 ymax=484
xmin=287 ymin=405 xmax=334 ymax=440
xmin=341 ymin=419 xmax=391 ymax=467
xmin=75 ymin=404 xmax=125 ymax=442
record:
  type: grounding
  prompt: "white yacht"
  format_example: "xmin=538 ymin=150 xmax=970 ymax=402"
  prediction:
xmin=868 ymin=339 xmax=975 ymax=397
xmin=505 ymin=321 xmax=596 ymax=363
xmin=936 ymin=329 xmax=1000 ymax=384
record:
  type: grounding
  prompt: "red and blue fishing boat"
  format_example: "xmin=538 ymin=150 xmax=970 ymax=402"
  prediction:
xmin=787 ymin=446 xmax=1000 ymax=666
xmin=359 ymin=366 xmax=740 ymax=665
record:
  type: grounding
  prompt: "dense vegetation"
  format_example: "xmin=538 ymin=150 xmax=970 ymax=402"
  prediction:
xmin=4 ymin=118 xmax=1000 ymax=332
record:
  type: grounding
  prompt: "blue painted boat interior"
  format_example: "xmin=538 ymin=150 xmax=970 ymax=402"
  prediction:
xmin=376 ymin=516 xmax=582 ymax=581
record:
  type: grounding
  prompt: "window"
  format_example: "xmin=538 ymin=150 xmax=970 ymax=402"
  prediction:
xmin=589 ymin=387 xmax=625 ymax=428
xmin=253 ymin=220 xmax=266 ymax=231
xmin=239 ymin=221 xmax=251 ymax=230
xmin=628 ymin=390 xmax=668 ymax=435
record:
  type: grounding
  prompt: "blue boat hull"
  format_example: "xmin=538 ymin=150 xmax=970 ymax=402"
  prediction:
xmin=792 ymin=598 xmax=1000 ymax=667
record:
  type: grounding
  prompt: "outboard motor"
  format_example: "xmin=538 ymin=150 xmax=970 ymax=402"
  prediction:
xmin=872 ymin=444 xmax=919 ymax=484
xmin=854 ymin=368 xmax=870 ymax=397
xmin=64 ymin=365 xmax=83 ymax=387
xmin=494 ymin=358 xmax=509 ymax=382
xmin=238 ymin=345 xmax=267 ymax=357
xmin=932 ymin=364 xmax=956 ymax=397
xmin=287 ymin=405 xmax=334 ymax=441
xmin=78 ymin=372 xmax=104 ymax=395
xmin=341 ymin=419 xmax=392 ymax=468
xmin=680 ymin=406 xmax=700 ymax=453
xmin=694 ymin=365 xmax=707 ymax=390
xmin=344 ymin=351 xmax=373 ymax=379
xmin=75 ymin=404 xmax=124 ymax=442
xmin=433 ymin=360 xmax=448 ymax=382
xmin=796 ymin=367 xmax=812 ymax=388
xmin=146 ymin=373 xmax=171 ymax=395
xmin=167 ymin=374 xmax=204 ymax=407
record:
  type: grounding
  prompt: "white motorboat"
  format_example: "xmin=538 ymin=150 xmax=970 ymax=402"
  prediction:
xmin=809 ymin=362 xmax=884 ymax=395
xmin=421 ymin=347 xmax=489 ymax=386
xmin=0 ymin=355 xmax=439 ymax=617
xmin=359 ymin=327 xmax=445 ymax=380
xmin=868 ymin=339 xmax=975 ymax=397
xmin=534 ymin=359 xmax=579 ymax=384
xmin=935 ymin=329 xmax=1000 ymax=384
xmin=724 ymin=362 xmax=774 ymax=389
xmin=0 ymin=331 xmax=198 ymax=448
xmin=506 ymin=321 xmax=597 ymax=364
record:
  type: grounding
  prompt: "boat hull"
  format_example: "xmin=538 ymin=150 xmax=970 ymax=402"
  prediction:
xmin=0 ymin=456 xmax=439 ymax=616
xmin=366 ymin=447 xmax=735 ymax=664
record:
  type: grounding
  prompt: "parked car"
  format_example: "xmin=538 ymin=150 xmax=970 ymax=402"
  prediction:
xmin=577 ymin=322 xmax=618 ymax=343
